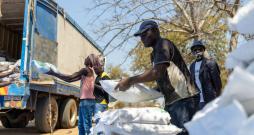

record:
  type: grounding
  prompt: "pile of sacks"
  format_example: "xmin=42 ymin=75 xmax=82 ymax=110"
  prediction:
xmin=93 ymin=107 xmax=181 ymax=135
xmin=185 ymin=1 xmax=254 ymax=135
xmin=0 ymin=60 xmax=20 ymax=83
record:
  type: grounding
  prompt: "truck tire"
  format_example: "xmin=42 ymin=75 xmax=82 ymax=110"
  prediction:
xmin=35 ymin=96 xmax=58 ymax=133
xmin=59 ymin=98 xmax=77 ymax=128
xmin=0 ymin=115 xmax=29 ymax=128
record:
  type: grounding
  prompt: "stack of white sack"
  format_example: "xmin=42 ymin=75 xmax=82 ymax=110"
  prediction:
xmin=31 ymin=60 xmax=59 ymax=74
xmin=0 ymin=61 xmax=16 ymax=72
xmin=228 ymin=0 xmax=254 ymax=34
xmin=0 ymin=60 xmax=20 ymax=83
xmin=226 ymin=0 xmax=254 ymax=69
xmin=100 ymin=80 xmax=163 ymax=103
xmin=225 ymin=40 xmax=254 ymax=69
xmin=185 ymin=1 xmax=254 ymax=134
xmin=93 ymin=107 xmax=182 ymax=135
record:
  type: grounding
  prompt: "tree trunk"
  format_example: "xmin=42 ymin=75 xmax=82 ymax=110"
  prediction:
xmin=229 ymin=31 xmax=239 ymax=52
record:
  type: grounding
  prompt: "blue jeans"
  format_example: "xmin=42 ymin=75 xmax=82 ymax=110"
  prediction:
xmin=94 ymin=103 xmax=107 ymax=124
xmin=78 ymin=99 xmax=96 ymax=135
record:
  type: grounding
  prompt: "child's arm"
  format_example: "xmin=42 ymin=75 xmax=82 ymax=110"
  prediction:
xmin=47 ymin=68 xmax=88 ymax=82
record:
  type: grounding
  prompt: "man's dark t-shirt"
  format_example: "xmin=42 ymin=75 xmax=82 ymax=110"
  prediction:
xmin=151 ymin=38 xmax=198 ymax=104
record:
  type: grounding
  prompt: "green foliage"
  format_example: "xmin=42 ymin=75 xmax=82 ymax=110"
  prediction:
xmin=107 ymin=65 xmax=129 ymax=80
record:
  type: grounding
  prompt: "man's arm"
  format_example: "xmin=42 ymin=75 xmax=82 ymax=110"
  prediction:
xmin=208 ymin=60 xmax=222 ymax=96
xmin=115 ymin=64 xmax=168 ymax=91
xmin=48 ymin=68 xmax=87 ymax=82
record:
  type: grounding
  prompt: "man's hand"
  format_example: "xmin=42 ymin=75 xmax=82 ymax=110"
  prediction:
xmin=115 ymin=78 xmax=132 ymax=91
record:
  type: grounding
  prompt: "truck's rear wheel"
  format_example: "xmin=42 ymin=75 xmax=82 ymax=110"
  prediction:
xmin=35 ymin=96 xmax=58 ymax=133
xmin=0 ymin=115 xmax=29 ymax=128
xmin=59 ymin=98 xmax=77 ymax=128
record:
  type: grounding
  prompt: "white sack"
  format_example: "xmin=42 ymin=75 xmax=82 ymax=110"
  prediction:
xmin=219 ymin=67 xmax=254 ymax=115
xmin=238 ymin=114 xmax=254 ymax=135
xmin=246 ymin=61 xmax=254 ymax=75
xmin=185 ymin=100 xmax=247 ymax=135
xmin=94 ymin=123 xmax=181 ymax=135
xmin=228 ymin=0 xmax=254 ymax=34
xmin=31 ymin=60 xmax=58 ymax=74
xmin=110 ymin=123 xmax=181 ymax=135
xmin=225 ymin=40 xmax=254 ymax=69
xmin=99 ymin=107 xmax=170 ymax=125
xmin=100 ymin=80 xmax=163 ymax=103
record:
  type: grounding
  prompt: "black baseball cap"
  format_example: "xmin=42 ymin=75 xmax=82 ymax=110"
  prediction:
xmin=191 ymin=40 xmax=206 ymax=51
xmin=134 ymin=20 xmax=158 ymax=36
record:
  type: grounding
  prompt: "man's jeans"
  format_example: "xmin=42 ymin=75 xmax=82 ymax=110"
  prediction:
xmin=94 ymin=103 xmax=108 ymax=124
xmin=164 ymin=95 xmax=199 ymax=135
xmin=78 ymin=99 xmax=96 ymax=135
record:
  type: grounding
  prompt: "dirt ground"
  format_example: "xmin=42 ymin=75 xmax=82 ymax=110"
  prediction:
xmin=0 ymin=121 xmax=78 ymax=135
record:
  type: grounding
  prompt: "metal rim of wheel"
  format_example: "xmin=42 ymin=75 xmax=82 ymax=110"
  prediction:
xmin=70 ymin=103 xmax=77 ymax=124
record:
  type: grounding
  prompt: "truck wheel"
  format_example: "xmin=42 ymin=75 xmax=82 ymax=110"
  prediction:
xmin=59 ymin=98 xmax=77 ymax=128
xmin=0 ymin=117 xmax=11 ymax=128
xmin=35 ymin=96 xmax=58 ymax=133
xmin=0 ymin=116 xmax=29 ymax=128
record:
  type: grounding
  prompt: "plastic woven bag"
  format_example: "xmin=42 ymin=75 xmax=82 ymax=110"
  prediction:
xmin=100 ymin=80 xmax=163 ymax=103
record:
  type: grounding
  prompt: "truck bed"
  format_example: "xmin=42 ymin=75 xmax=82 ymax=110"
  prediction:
xmin=30 ymin=80 xmax=80 ymax=98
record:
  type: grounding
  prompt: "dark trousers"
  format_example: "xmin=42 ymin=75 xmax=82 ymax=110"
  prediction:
xmin=164 ymin=95 xmax=200 ymax=135
xmin=199 ymin=102 xmax=206 ymax=110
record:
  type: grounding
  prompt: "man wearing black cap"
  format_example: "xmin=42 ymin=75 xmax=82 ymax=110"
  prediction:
xmin=190 ymin=40 xmax=222 ymax=110
xmin=115 ymin=20 xmax=199 ymax=134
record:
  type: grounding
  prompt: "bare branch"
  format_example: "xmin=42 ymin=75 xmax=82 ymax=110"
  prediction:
xmin=198 ymin=3 xmax=216 ymax=30
xmin=172 ymin=0 xmax=194 ymax=30
xmin=150 ymin=17 xmax=193 ymax=33
xmin=160 ymin=26 xmax=190 ymax=34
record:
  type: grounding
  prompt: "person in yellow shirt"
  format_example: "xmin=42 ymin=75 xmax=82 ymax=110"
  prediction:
xmin=93 ymin=56 xmax=110 ymax=124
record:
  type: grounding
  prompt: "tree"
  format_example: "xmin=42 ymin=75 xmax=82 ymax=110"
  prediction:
xmin=213 ymin=0 xmax=242 ymax=51
xmin=107 ymin=65 xmax=129 ymax=80
xmin=89 ymin=0 xmax=240 ymax=87
xmin=90 ymin=0 xmax=228 ymax=54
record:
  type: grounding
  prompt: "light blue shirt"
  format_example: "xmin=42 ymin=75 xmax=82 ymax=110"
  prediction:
xmin=195 ymin=61 xmax=204 ymax=102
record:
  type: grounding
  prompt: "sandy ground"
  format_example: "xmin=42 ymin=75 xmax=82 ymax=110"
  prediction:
xmin=0 ymin=120 xmax=78 ymax=135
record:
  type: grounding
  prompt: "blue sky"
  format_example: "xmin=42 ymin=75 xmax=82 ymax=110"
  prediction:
xmin=57 ymin=0 xmax=137 ymax=72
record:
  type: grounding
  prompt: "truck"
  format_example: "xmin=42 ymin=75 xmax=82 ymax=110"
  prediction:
xmin=0 ymin=0 xmax=102 ymax=133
